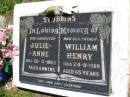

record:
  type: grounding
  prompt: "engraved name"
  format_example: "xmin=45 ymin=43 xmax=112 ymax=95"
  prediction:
xmin=43 ymin=16 xmax=76 ymax=23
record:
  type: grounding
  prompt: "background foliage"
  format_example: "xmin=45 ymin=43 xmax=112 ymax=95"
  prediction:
xmin=0 ymin=0 xmax=45 ymax=23
xmin=0 ymin=0 xmax=22 ymax=15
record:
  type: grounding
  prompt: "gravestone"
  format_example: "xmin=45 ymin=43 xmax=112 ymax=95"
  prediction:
xmin=13 ymin=0 xmax=129 ymax=97
xmin=19 ymin=12 xmax=112 ymax=96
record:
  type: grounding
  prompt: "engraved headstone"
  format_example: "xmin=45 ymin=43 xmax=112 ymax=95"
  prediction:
xmin=19 ymin=12 xmax=112 ymax=95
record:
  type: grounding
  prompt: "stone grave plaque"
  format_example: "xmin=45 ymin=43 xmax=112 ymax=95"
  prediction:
xmin=19 ymin=12 xmax=112 ymax=95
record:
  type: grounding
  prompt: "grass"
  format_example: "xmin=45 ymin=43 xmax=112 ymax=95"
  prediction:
xmin=0 ymin=0 xmax=45 ymax=23
xmin=0 ymin=0 xmax=22 ymax=22
xmin=0 ymin=0 xmax=44 ymax=15
xmin=0 ymin=86 xmax=32 ymax=97
xmin=0 ymin=0 xmax=22 ymax=15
